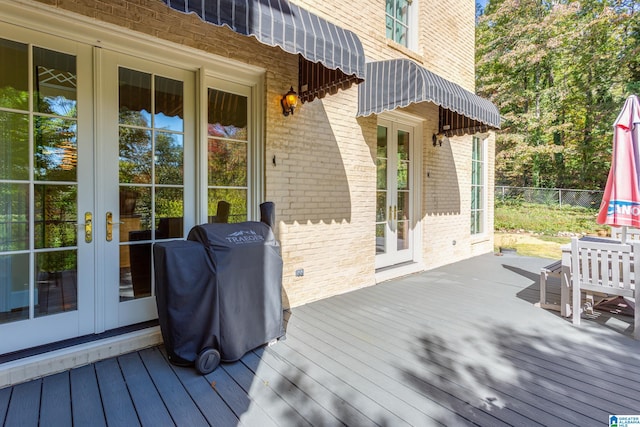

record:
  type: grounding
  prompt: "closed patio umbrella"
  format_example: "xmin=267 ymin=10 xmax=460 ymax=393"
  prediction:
xmin=597 ymin=95 xmax=640 ymax=242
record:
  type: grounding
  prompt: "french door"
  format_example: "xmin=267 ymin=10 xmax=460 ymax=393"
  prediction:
xmin=0 ymin=26 xmax=196 ymax=353
xmin=0 ymin=28 xmax=95 ymax=353
xmin=375 ymin=119 xmax=414 ymax=268
xmin=98 ymin=51 xmax=195 ymax=330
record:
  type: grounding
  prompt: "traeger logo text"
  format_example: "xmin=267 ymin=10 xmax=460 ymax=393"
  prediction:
xmin=225 ymin=230 xmax=265 ymax=244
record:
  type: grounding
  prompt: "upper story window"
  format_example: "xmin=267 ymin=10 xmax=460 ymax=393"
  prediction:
xmin=386 ymin=0 xmax=414 ymax=49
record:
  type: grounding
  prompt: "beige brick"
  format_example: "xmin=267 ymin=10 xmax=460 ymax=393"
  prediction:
xmin=25 ymin=0 xmax=494 ymax=308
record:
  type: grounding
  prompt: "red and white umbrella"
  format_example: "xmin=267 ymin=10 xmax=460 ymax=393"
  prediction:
xmin=597 ymin=95 xmax=640 ymax=242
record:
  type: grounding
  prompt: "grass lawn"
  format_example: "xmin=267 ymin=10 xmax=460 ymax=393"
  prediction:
xmin=494 ymin=201 xmax=609 ymax=259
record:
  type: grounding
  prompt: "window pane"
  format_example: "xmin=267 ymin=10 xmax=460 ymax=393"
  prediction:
xmin=0 ymin=183 xmax=29 ymax=251
xmin=376 ymin=191 xmax=387 ymax=222
xmin=119 ymin=68 xmax=151 ymax=126
xmin=155 ymin=187 xmax=183 ymax=239
xmin=377 ymin=126 xmax=388 ymax=158
xmin=397 ymin=130 xmax=410 ymax=160
xmin=155 ymin=132 xmax=183 ymax=185
xmin=397 ymin=160 xmax=408 ymax=190
xmin=397 ymin=190 xmax=409 ymax=221
xmin=385 ymin=16 xmax=394 ymax=40
xmin=34 ymin=184 xmax=77 ymax=249
xmin=33 ymin=47 xmax=77 ymax=117
xmin=119 ymin=186 xmax=152 ymax=238
xmin=119 ymin=128 xmax=152 ymax=184
xmin=0 ymin=253 xmax=30 ymax=324
xmin=35 ymin=250 xmax=77 ymax=317
xmin=0 ymin=111 xmax=29 ymax=180
xmin=122 ymin=242 xmax=152 ymax=300
xmin=155 ymin=76 xmax=183 ymax=132
xmin=208 ymin=139 xmax=247 ymax=187
xmin=396 ymin=0 xmax=409 ymax=23
xmin=376 ymin=223 xmax=386 ymax=254
xmin=34 ymin=116 xmax=77 ymax=182
xmin=0 ymin=38 xmax=28 ymax=110
xmin=207 ymin=89 xmax=247 ymax=141
xmin=376 ymin=158 xmax=387 ymax=190
xmin=208 ymin=188 xmax=247 ymax=223
xmin=397 ymin=220 xmax=409 ymax=250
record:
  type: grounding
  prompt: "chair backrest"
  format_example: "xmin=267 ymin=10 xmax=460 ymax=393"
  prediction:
xmin=571 ymin=237 xmax=638 ymax=298
xmin=610 ymin=226 xmax=640 ymax=242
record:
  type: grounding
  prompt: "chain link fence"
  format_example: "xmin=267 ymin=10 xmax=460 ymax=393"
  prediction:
xmin=495 ymin=186 xmax=604 ymax=210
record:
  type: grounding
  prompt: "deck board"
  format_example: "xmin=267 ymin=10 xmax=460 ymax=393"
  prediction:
xmin=161 ymin=349 xmax=239 ymax=426
xmin=241 ymin=350 xmax=346 ymax=427
xmin=0 ymin=385 xmax=11 ymax=425
xmin=288 ymin=305 xmax=514 ymax=427
xmin=4 ymin=379 xmax=40 ymax=426
xmin=117 ymin=351 xmax=174 ymax=427
xmin=95 ymin=358 xmax=141 ymax=426
xmin=70 ymin=364 xmax=106 ymax=427
xmin=139 ymin=347 xmax=208 ymax=426
xmin=222 ymin=357 xmax=312 ymax=427
xmin=249 ymin=346 xmax=373 ymax=426
xmin=2 ymin=254 xmax=640 ymax=426
xmin=308 ymin=291 xmax=601 ymax=426
xmin=205 ymin=362 xmax=279 ymax=427
xmin=295 ymin=300 xmax=539 ymax=427
xmin=40 ymin=371 xmax=72 ymax=427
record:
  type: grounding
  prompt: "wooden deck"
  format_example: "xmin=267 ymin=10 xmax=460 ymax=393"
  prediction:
xmin=2 ymin=253 xmax=640 ymax=426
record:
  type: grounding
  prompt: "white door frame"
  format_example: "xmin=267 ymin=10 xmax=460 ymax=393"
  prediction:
xmin=375 ymin=111 xmax=423 ymax=271
xmin=0 ymin=24 xmax=95 ymax=353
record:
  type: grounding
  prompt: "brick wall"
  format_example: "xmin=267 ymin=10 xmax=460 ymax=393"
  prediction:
xmin=25 ymin=0 xmax=494 ymax=308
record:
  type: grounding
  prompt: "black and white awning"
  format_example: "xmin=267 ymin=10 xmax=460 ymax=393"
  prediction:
xmin=162 ymin=0 xmax=365 ymax=102
xmin=357 ymin=59 xmax=500 ymax=135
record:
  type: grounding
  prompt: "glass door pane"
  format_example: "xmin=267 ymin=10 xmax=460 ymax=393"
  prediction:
xmin=0 ymin=28 xmax=93 ymax=353
xmin=375 ymin=120 xmax=413 ymax=269
xmin=0 ymin=42 xmax=79 ymax=323
xmin=207 ymin=87 xmax=248 ymax=223
xmin=396 ymin=129 xmax=410 ymax=251
xmin=376 ymin=125 xmax=388 ymax=255
xmin=118 ymin=68 xmax=185 ymax=301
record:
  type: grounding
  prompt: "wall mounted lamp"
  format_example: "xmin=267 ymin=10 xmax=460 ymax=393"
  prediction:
xmin=281 ymin=86 xmax=298 ymax=116
xmin=432 ymin=133 xmax=443 ymax=147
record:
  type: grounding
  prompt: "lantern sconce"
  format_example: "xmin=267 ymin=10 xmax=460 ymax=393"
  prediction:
xmin=281 ymin=86 xmax=298 ymax=116
xmin=432 ymin=133 xmax=443 ymax=147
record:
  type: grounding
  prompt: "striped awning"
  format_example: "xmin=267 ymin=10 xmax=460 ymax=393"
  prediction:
xmin=162 ymin=0 xmax=365 ymax=102
xmin=358 ymin=59 xmax=500 ymax=135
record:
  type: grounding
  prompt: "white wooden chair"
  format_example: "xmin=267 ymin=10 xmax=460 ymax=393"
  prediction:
xmin=610 ymin=226 xmax=640 ymax=242
xmin=570 ymin=237 xmax=640 ymax=339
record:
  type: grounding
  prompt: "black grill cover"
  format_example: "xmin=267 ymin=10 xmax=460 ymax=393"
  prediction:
xmin=154 ymin=240 xmax=219 ymax=365
xmin=187 ymin=221 xmax=284 ymax=362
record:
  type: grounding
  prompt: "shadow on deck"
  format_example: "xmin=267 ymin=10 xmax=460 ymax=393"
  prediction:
xmin=1 ymin=253 xmax=639 ymax=426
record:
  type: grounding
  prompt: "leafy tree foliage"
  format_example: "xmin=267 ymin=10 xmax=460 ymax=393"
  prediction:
xmin=477 ymin=0 xmax=640 ymax=189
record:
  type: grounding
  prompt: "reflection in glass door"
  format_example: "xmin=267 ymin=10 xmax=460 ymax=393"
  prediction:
xmin=117 ymin=68 xmax=185 ymax=302
xmin=375 ymin=120 xmax=413 ymax=268
xmin=100 ymin=51 xmax=194 ymax=329
xmin=0 ymin=34 xmax=94 ymax=353
xmin=206 ymin=83 xmax=251 ymax=223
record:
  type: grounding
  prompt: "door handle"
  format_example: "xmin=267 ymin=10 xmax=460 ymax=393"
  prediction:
xmin=106 ymin=211 xmax=124 ymax=242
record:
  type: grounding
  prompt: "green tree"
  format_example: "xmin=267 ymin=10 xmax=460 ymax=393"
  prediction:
xmin=477 ymin=0 xmax=640 ymax=189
